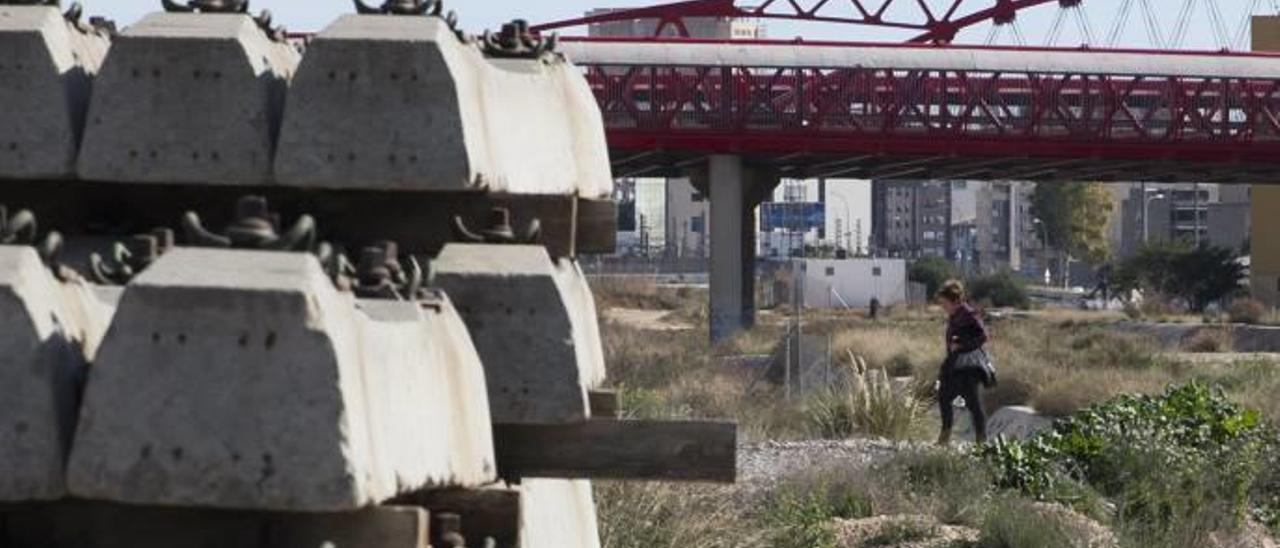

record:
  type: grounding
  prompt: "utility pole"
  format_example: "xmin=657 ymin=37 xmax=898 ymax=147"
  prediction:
xmin=854 ymin=219 xmax=862 ymax=256
xmin=1193 ymin=182 xmax=1202 ymax=246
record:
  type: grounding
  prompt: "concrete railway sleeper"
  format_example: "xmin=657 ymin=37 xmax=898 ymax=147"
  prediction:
xmin=0 ymin=1 xmax=737 ymax=545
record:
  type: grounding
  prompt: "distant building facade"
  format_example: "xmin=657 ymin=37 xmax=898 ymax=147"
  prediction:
xmin=1116 ymin=183 xmax=1251 ymax=258
xmin=794 ymin=258 xmax=908 ymax=308
xmin=665 ymin=178 xmax=709 ymax=259
xmin=585 ymin=8 xmax=766 ymax=39
xmin=870 ymin=180 xmax=1038 ymax=275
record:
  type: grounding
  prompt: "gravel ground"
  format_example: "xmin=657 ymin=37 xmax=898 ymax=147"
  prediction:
xmin=737 ymin=439 xmax=934 ymax=494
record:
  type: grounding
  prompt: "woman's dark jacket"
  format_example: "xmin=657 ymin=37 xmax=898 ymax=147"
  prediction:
xmin=940 ymin=303 xmax=988 ymax=378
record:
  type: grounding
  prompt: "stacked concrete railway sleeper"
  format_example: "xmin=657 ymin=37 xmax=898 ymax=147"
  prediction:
xmin=0 ymin=0 xmax=735 ymax=546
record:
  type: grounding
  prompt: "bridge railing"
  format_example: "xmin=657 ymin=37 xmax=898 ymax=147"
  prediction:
xmin=583 ymin=64 xmax=1280 ymax=150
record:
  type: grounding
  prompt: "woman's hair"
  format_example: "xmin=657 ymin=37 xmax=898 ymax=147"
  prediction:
xmin=936 ymin=279 xmax=966 ymax=303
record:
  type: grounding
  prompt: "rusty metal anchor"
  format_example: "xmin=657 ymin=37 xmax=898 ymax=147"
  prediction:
xmin=353 ymin=0 xmax=439 ymax=16
xmin=0 ymin=205 xmax=64 ymax=274
xmin=453 ymin=207 xmax=541 ymax=245
xmin=89 ymin=229 xmax=174 ymax=286
xmin=182 ymin=196 xmax=316 ymax=251
xmin=351 ymin=241 xmax=423 ymax=300
xmin=0 ymin=205 xmax=38 ymax=246
xmin=161 ymin=0 xmax=249 ymax=13
xmin=481 ymin=19 xmax=557 ymax=59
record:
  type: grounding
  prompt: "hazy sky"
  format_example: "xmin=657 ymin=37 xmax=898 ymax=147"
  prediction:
xmin=93 ymin=1 xmax=656 ymax=36
xmin=86 ymin=1 xmax=1278 ymax=49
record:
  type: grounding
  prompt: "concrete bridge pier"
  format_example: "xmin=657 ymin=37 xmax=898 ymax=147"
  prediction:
xmin=704 ymin=155 xmax=779 ymax=341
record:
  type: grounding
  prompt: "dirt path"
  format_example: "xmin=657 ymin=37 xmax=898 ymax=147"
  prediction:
xmin=602 ymin=307 xmax=693 ymax=331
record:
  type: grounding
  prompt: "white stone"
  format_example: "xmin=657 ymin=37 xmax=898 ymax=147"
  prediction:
xmin=987 ymin=405 xmax=1055 ymax=440
xmin=953 ymin=404 xmax=1054 ymax=441
xmin=433 ymin=244 xmax=606 ymax=425
xmin=274 ymin=15 xmax=611 ymax=198
xmin=77 ymin=13 xmax=299 ymax=185
xmin=0 ymin=6 xmax=109 ymax=179
xmin=519 ymin=479 xmax=601 ymax=548
xmin=0 ymin=246 xmax=111 ymax=501
xmin=67 ymin=248 xmax=495 ymax=511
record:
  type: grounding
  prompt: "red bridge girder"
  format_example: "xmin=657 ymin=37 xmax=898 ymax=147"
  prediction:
xmin=578 ymin=58 xmax=1280 ymax=182
xmin=531 ymin=0 xmax=1063 ymax=43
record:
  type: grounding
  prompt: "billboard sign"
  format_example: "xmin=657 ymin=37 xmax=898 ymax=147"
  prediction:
xmin=761 ymin=202 xmax=825 ymax=232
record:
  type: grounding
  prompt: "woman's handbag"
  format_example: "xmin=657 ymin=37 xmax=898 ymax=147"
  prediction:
xmin=953 ymin=348 xmax=997 ymax=387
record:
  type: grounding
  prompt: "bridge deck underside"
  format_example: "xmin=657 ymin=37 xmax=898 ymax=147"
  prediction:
xmin=589 ymin=65 xmax=1280 ymax=182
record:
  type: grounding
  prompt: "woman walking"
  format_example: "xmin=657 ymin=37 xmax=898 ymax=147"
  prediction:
xmin=935 ymin=280 xmax=994 ymax=446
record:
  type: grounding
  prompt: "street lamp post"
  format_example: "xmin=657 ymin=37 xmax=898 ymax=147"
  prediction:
xmin=1141 ymin=187 xmax=1167 ymax=245
xmin=1033 ymin=218 xmax=1050 ymax=285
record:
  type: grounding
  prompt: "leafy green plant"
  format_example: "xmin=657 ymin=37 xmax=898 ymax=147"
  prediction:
xmin=979 ymin=383 xmax=1273 ymax=542
xmin=1114 ymin=243 xmax=1246 ymax=313
xmin=909 ymin=256 xmax=958 ymax=298
xmin=764 ymin=478 xmax=875 ymax=548
xmin=968 ymin=271 xmax=1031 ymax=309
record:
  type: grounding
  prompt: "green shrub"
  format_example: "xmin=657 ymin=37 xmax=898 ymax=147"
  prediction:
xmin=968 ymin=272 xmax=1030 ymax=309
xmin=909 ymin=257 xmax=957 ymax=298
xmin=765 ymin=476 xmax=875 ymax=548
xmin=979 ymin=383 xmax=1273 ymax=542
xmin=1116 ymin=243 xmax=1246 ymax=313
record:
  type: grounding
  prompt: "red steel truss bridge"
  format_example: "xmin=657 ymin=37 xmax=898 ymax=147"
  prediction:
xmin=535 ymin=0 xmax=1280 ymax=182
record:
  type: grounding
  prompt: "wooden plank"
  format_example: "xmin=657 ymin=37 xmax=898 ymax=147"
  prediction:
xmin=268 ymin=506 xmax=429 ymax=548
xmin=399 ymin=488 xmax=522 ymax=548
xmin=576 ymin=198 xmax=617 ymax=254
xmin=493 ymin=419 xmax=737 ymax=483
xmin=0 ymin=501 xmax=429 ymax=548
xmin=588 ymin=390 xmax=619 ymax=419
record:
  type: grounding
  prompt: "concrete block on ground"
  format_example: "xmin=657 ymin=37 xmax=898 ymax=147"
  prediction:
xmin=433 ymin=244 xmax=606 ymax=425
xmin=274 ymin=15 xmax=611 ymax=198
xmin=519 ymin=479 xmax=601 ymax=548
xmin=953 ymin=405 xmax=1055 ymax=442
xmin=0 ymin=246 xmax=113 ymax=501
xmin=986 ymin=406 xmax=1055 ymax=440
xmin=77 ymin=13 xmax=298 ymax=185
xmin=67 ymin=248 xmax=495 ymax=511
xmin=0 ymin=6 xmax=109 ymax=179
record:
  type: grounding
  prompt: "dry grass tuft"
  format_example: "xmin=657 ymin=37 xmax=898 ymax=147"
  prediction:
xmin=595 ymin=482 xmax=764 ymax=548
xmin=804 ymin=356 xmax=924 ymax=440
xmin=1183 ymin=328 xmax=1236 ymax=353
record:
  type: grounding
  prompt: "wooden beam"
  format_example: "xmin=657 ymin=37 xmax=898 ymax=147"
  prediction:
xmin=493 ymin=419 xmax=737 ymax=483
xmin=0 ymin=501 xmax=429 ymax=548
xmin=589 ymin=390 xmax=619 ymax=419
xmin=576 ymin=198 xmax=617 ymax=255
